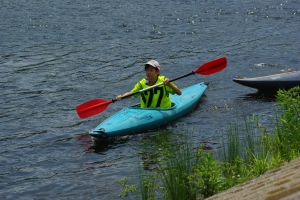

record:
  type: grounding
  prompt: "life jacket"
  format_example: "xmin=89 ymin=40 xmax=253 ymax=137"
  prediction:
xmin=130 ymin=75 xmax=176 ymax=108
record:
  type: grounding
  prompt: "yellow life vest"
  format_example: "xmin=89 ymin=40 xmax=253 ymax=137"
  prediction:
xmin=130 ymin=76 xmax=177 ymax=108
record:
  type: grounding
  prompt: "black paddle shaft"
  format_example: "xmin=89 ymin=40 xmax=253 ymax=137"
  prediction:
xmin=169 ymin=71 xmax=195 ymax=82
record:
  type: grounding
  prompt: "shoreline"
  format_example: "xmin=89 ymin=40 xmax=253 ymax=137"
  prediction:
xmin=206 ymin=157 xmax=300 ymax=200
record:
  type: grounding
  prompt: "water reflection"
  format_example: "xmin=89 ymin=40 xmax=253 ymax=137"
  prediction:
xmin=91 ymin=137 xmax=130 ymax=153
xmin=239 ymin=90 xmax=278 ymax=102
xmin=76 ymin=130 xmax=168 ymax=155
xmin=76 ymin=133 xmax=95 ymax=154
xmin=134 ymin=130 xmax=218 ymax=171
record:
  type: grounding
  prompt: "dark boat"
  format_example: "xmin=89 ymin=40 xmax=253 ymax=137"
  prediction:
xmin=233 ymin=70 xmax=300 ymax=91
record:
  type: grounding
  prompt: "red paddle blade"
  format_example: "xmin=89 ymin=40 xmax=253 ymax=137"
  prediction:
xmin=194 ymin=57 xmax=227 ymax=75
xmin=76 ymin=98 xmax=112 ymax=119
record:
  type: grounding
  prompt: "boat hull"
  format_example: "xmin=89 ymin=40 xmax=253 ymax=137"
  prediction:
xmin=89 ymin=82 xmax=208 ymax=139
xmin=233 ymin=71 xmax=300 ymax=91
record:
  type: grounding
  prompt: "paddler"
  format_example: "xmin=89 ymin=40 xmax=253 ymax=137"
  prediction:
xmin=116 ymin=60 xmax=182 ymax=108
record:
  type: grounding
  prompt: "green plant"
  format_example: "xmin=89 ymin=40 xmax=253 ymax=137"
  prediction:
xmin=158 ymin=131 xmax=197 ymax=200
xmin=251 ymin=152 xmax=270 ymax=175
xmin=274 ymin=86 xmax=300 ymax=161
xmin=119 ymin=177 xmax=138 ymax=199
xmin=189 ymin=149 xmax=224 ymax=198
xmin=119 ymin=174 xmax=159 ymax=200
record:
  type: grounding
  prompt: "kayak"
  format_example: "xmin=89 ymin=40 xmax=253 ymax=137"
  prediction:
xmin=89 ymin=82 xmax=208 ymax=139
xmin=233 ymin=70 xmax=300 ymax=91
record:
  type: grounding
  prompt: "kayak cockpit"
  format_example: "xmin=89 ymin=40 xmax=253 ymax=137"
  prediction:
xmin=128 ymin=102 xmax=177 ymax=110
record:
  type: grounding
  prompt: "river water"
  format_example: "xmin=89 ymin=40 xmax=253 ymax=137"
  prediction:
xmin=1 ymin=0 xmax=299 ymax=199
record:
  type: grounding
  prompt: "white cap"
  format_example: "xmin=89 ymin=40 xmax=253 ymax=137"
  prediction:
xmin=144 ymin=60 xmax=161 ymax=70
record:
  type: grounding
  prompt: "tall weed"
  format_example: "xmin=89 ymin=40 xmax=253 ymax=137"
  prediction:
xmin=274 ymin=86 xmax=300 ymax=161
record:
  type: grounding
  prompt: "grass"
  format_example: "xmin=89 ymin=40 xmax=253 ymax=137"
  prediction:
xmin=118 ymin=86 xmax=300 ymax=200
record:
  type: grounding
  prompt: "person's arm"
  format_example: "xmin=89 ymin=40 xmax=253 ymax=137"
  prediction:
xmin=116 ymin=80 xmax=143 ymax=100
xmin=116 ymin=92 xmax=133 ymax=101
xmin=163 ymin=78 xmax=182 ymax=95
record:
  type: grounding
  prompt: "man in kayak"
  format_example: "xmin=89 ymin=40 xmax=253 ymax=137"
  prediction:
xmin=116 ymin=60 xmax=182 ymax=108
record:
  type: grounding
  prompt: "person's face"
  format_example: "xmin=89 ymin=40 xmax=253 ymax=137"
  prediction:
xmin=145 ymin=65 xmax=159 ymax=79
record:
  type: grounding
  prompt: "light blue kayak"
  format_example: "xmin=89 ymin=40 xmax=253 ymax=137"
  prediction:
xmin=89 ymin=82 xmax=208 ymax=139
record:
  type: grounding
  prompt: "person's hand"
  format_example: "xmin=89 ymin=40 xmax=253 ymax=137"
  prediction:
xmin=116 ymin=95 xmax=122 ymax=101
xmin=163 ymin=78 xmax=171 ymax=86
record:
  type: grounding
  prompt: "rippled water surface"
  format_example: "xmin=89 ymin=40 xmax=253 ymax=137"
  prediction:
xmin=1 ymin=0 xmax=299 ymax=199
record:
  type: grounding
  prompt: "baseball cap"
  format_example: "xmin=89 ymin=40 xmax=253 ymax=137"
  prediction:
xmin=144 ymin=60 xmax=161 ymax=70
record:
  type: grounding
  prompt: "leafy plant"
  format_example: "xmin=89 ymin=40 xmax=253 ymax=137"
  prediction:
xmin=189 ymin=149 xmax=224 ymax=198
xmin=274 ymin=86 xmax=300 ymax=161
xmin=158 ymin=131 xmax=197 ymax=200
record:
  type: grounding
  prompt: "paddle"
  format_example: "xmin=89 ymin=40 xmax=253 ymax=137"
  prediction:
xmin=76 ymin=57 xmax=227 ymax=118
